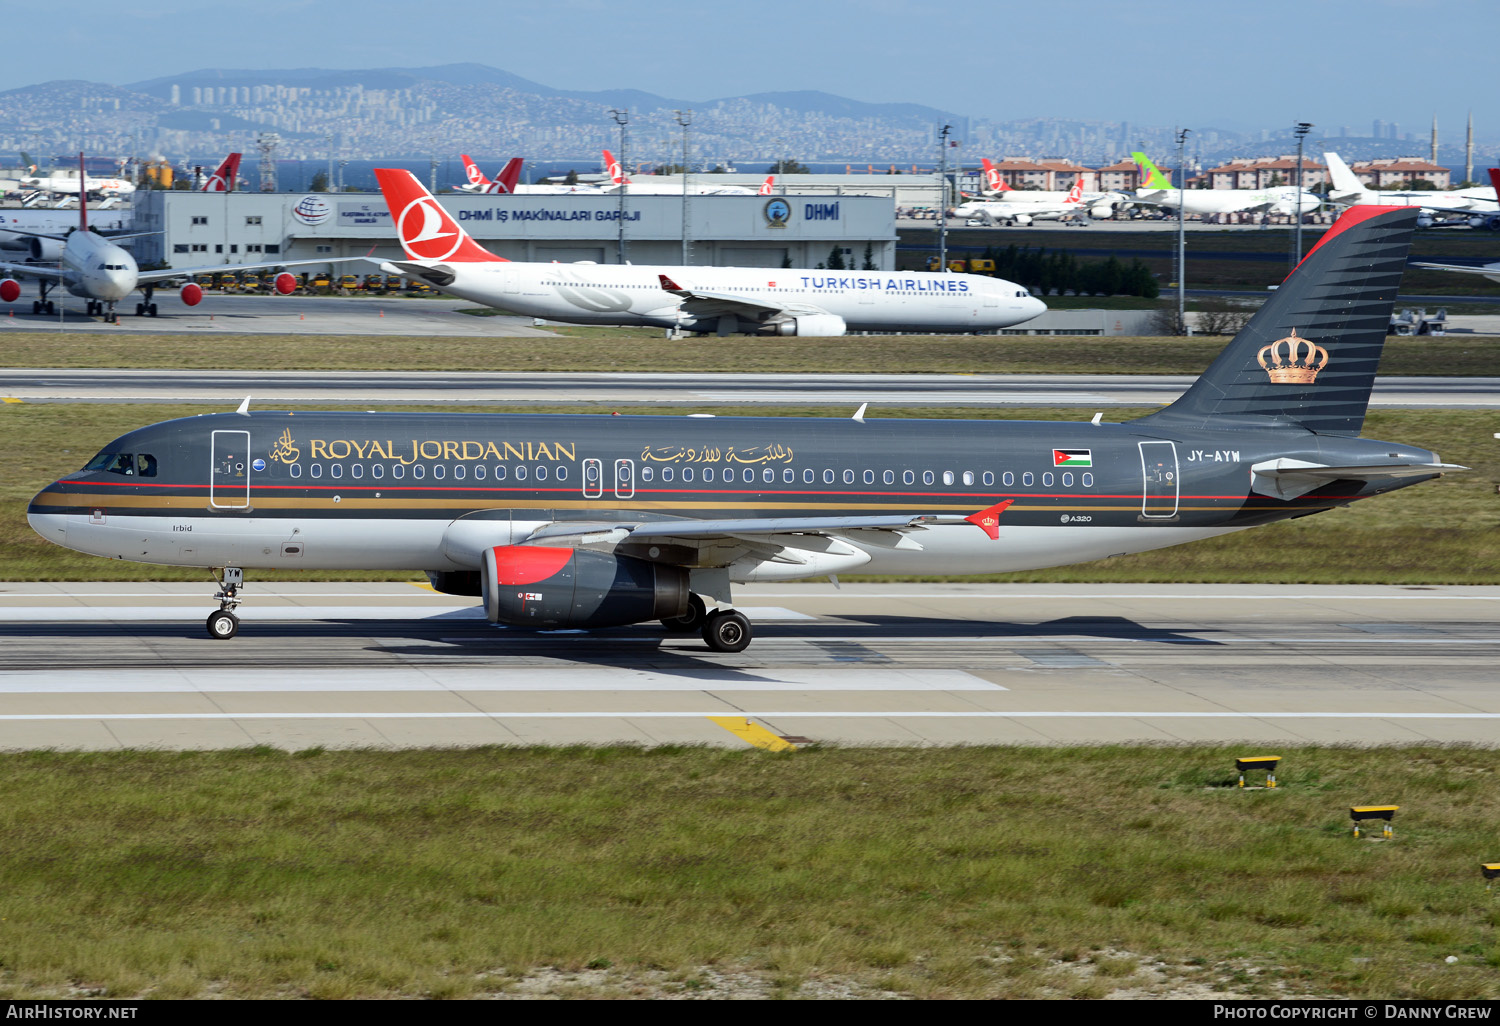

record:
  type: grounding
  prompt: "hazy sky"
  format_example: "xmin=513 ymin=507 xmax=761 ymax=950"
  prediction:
xmin=13 ymin=0 xmax=1496 ymax=137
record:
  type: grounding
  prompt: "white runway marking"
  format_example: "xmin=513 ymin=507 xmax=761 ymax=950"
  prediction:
xmin=0 ymin=711 xmax=1494 ymax=721
xmin=0 ymin=669 xmax=1000 ymax=693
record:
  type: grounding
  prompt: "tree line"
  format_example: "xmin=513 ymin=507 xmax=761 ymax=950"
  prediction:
xmin=976 ymin=244 xmax=1160 ymax=298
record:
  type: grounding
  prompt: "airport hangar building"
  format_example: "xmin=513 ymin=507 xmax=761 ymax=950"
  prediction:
xmin=131 ymin=190 xmax=899 ymax=273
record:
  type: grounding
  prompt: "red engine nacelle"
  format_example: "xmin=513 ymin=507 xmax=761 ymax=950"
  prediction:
xmin=480 ymin=545 xmax=689 ymax=629
xmin=0 ymin=278 xmax=19 ymax=304
xmin=180 ymin=282 xmax=203 ymax=307
xmin=273 ymin=272 xmax=297 ymax=296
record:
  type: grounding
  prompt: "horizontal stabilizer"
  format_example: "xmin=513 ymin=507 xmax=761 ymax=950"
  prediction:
xmin=1249 ymin=457 xmax=1464 ymax=500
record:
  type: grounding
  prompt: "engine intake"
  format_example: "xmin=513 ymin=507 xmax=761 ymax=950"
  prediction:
xmin=27 ymin=237 xmax=64 ymax=262
xmin=481 ymin=546 xmax=689 ymax=628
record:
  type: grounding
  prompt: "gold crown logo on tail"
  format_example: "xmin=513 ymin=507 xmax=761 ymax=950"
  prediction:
xmin=1257 ymin=328 xmax=1330 ymax=384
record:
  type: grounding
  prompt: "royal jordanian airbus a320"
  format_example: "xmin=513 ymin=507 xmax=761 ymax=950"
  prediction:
xmin=370 ymin=167 xmax=1045 ymax=335
xmin=28 ymin=206 xmax=1460 ymax=652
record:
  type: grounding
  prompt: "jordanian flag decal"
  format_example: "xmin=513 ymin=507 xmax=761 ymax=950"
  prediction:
xmin=1053 ymin=449 xmax=1092 ymax=467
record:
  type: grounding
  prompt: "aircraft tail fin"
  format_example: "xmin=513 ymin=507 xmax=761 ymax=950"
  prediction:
xmin=1133 ymin=205 xmax=1418 ymax=438
xmin=1132 ymin=151 xmax=1173 ymax=190
xmin=1488 ymin=167 xmax=1500 ymax=197
xmin=488 ymin=157 xmax=523 ymax=195
xmin=77 ymin=152 xmax=88 ymax=233
xmin=1064 ymin=177 xmax=1084 ymax=204
xmin=372 ymin=168 xmax=507 ymax=264
xmin=460 ymin=154 xmax=491 ymax=188
xmin=603 ymin=149 xmax=626 ymax=185
xmin=1323 ymin=151 xmax=1366 ymax=197
xmin=200 ymin=152 xmax=241 ymax=192
xmin=759 ymin=174 xmax=775 ymax=195
xmin=981 ymin=158 xmax=1005 ymax=192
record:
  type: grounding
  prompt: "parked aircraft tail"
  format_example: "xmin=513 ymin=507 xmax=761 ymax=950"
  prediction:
xmin=1065 ymin=177 xmax=1084 ymax=204
xmin=200 ymin=153 xmax=241 ymax=193
xmin=372 ymin=168 xmax=508 ymax=264
xmin=758 ymin=174 xmax=776 ymax=195
xmin=1323 ymin=151 xmax=1366 ymax=197
xmin=1134 ymin=205 xmax=1418 ymax=437
xmin=603 ymin=149 xmax=626 ymax=185
xmin=1489 ymin=167 xmax=1500 ymax=197
xmin=981 ymin=158 xmax=1006 ymax=192
xmin=1131 ymin=152 xmax=1173 ymax=191
xmin=77 ymin=153 xmax=88 ymax=233
xmin=486 ymin=157 xmax=524 ymax=195
xmin=460 ymin=155 xmax=491 ymax=188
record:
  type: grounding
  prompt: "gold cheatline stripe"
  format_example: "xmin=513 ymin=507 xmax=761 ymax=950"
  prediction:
xmin=33 ymin=490 xmax=1139 ymax=514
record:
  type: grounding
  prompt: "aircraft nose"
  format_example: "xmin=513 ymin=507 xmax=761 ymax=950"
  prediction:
xmin=26 ymin=490 xmax=69 ymax=547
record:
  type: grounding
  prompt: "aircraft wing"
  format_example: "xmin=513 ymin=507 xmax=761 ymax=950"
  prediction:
xmin=519 ymin=502 xmax=1016 ymax=563
xmin=137 ymin=256 xmax=364 ymax=284
xmin=1410 ymin=261 xmax=1500 ymax=280
xmin=0 ymin=259 xmax=64 ymax=281
xmin=656 ymin=273 xmax=829 ymax=321
xmin=0 ymin=227 xmax=68 ymax=242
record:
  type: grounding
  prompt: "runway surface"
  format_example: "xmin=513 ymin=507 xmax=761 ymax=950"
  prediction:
xmin=2 ymin=582 xmax=1496 ymax=751
xmin=0 ymin=295 xmax=554 ymax=337
xmin=4 ymin=368 xmax=1498 ymax=408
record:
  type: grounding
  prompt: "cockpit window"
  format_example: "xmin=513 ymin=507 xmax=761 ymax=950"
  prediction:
xmin=83 ymin=452 xmax=156 ymax=477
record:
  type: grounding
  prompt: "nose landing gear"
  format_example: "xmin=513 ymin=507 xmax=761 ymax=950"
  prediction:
xmin=206 ymin=566 xmax=244 ymax=640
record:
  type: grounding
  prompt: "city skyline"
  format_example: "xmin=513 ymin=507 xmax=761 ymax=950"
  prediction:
xmin=6 ymin=0 xmax=1496 ymax=142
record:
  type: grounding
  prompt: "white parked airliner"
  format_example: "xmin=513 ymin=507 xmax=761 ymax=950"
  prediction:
xmin=0 ymin=155 xmax=356 ymax=321
xmin=371 ymin=168 xmax=1045 ymax=336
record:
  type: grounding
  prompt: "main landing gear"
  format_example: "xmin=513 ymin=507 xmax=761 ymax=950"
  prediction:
xmin=31 ymin=281 xmax=55 ymax=316
xmin=206 ymin=567 xmax=243 ymax=640
xmin=136 ymin=285 xmax=158 ymax=318
xmin=660 ymin=593 xmax=752 ymax=652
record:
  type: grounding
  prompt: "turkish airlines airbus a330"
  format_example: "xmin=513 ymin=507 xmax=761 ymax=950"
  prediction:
xmin=369 ymin=168 xmax=1045 ymax=336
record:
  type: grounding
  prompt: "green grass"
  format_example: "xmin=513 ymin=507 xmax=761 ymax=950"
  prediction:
xmin=3 ymin=403 xmax=1496 ymax=583
xmin=0 ymin=745 xmax=1495 ymax=999
xmin=3 ymin=331 xmax=1499 ymax=375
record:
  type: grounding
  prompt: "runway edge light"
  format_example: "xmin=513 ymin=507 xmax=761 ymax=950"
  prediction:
xmin=1350 ymin=805 xmax=1399 ymax=839
xmin=1235 ymin=755 xmax=1281 ymax=788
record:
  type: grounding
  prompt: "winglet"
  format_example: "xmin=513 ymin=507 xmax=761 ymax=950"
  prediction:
xmin=964 ymin=499 xmax=1013 ymax=541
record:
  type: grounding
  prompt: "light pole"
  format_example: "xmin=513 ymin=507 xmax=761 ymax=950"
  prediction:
xmin=1293 ymin=122 xmax=1314 ymax=268
xmin=937 ymin=124 xmax=952 ymax=272
xmin=1175 ymin=128 xmax=1190 ymax=335
xmin=675 ymin=109 xmax=692 ymax=265
xmin=338 ymin=159 xmax=348 ymax=193
xmin=610 ymin=109 xmax=629 ymax=264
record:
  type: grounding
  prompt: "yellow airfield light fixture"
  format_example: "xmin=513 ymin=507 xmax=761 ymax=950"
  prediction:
xmin=1350 ymin=806 xmax=1399 ymax=839
xmin=1235 ymin=756 xmax=1281 ymax=788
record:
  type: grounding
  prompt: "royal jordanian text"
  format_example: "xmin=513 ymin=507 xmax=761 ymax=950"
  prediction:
xmin=292 ymin=439 xmax=577 ymax=465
